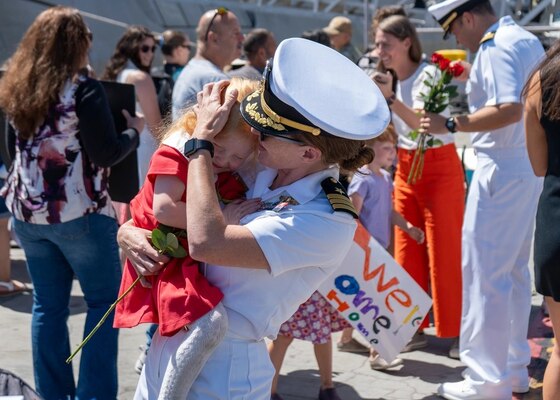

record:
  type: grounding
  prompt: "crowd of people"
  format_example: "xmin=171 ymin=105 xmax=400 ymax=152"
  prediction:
xmin=0 ymin=0 xmax=558 ymax=399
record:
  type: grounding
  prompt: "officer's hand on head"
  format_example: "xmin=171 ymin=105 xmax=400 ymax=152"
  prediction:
xmin=193 ymin=80 xmax=238 ymax=141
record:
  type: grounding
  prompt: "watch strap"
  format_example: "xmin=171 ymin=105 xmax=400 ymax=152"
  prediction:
xmin=183 ymin=138 xmax=214 ymax=158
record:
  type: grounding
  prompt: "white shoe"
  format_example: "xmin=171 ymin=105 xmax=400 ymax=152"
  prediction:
xmin=461 ymin=369 xmax=529 ymax=394
xmin=437 ymin=380 xmax=510 ymax=400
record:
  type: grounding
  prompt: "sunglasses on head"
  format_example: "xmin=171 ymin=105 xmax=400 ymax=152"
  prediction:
xmin=140 ymin=45 xmax=156 ymax=53
xmin=204 ymin=7 xmax=229 ymax=42
xmin=260 ymin=131 xmax=305 ymax=145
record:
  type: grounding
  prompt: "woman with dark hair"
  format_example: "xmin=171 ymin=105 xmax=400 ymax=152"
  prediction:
xmin=524 ymin=40 xmax=560 ymax=400
xmin=0 ymin=6 xmax=143 ymax=399
xmin=158 ymin=30 xmax=192 ymax=82
xmin=371 ymin=14 xmax=465 ymax=357
xmin=103 ymin=25 xmax=161 ymax=190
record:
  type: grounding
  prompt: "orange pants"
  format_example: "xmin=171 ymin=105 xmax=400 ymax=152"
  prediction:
xmin=394 ymin=144 xmax=465 ymax=338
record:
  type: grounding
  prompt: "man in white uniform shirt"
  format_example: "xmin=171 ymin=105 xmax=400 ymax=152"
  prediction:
xmin=426 ymin=0 xmax=544 ymax=399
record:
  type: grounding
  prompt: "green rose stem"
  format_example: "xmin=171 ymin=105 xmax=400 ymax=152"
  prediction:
xmin=65 ymin=227 xmax=186 ymax=364
xmin=66 ymin=275 xmax=142 ymax=364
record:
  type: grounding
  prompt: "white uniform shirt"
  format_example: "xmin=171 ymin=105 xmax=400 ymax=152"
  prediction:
xmin=393 ymin=62 xmax=454 ymax=150
xmin=205 ymin=166 xmax=357 ymax=341
xmin=467 ymin=16 xmax=544 ymax=151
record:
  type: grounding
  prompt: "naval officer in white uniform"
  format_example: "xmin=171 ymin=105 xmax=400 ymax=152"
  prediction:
xmin=425 ymin=0 xmax=544 ymax=399
xmin=124 ymin=38 xmax=392 ymax=399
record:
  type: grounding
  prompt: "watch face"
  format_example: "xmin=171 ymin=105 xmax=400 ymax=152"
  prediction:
xmin=446 ymin=118 xmax=456 ymax=132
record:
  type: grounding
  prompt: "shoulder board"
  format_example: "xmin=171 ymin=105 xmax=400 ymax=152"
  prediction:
xmin=479 ymin=31 xmax=496 ymax=45
xmin=321 ymin=177 xmax=358 ymax=219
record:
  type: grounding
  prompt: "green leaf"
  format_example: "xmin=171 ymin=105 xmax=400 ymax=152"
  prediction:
xmin=424 ymin=71 xmax=433 ymax=79
xmin=433 ymin=139 xmax=444 ymax=146
xmin=151 ymin=229 xmax=167 ymax=252
xmin=423 ymin=80 xmax=433 ymax=88
xmin=166 ymin=233 xmax=179 ymax=250
xmin=168 ymin=246 xmax=188 ymax=258
xmin=409 ymin=129 xmax=419 ymax=141
xmin=427 ymin=137 xmax=434 ymax=147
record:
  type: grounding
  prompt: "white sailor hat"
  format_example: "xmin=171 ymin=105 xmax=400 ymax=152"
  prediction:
xmin=240 ymin=38 xmax=390 ymax=140
xmin=428 ymin=0 xmax=487 ymax=39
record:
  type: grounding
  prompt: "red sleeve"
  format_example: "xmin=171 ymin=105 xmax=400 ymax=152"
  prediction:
xmin=146 ymin=145 xmax=188 ymax=180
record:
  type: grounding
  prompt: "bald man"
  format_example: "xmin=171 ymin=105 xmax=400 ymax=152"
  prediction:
xmin=171 ymin=8 xmax=244 ymax=119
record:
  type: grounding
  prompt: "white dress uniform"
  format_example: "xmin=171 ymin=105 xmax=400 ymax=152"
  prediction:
xmin=459 ymin=15 xmax=544 ymax=397
xmin=133 ymin=38 xmax=391 ymax=399
xmin=136 ymin=167 xmax=357 ymax=399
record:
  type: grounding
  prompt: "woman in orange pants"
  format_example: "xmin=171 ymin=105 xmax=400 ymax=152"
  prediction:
xmin=372 ymin=14 xmax=465 ymax=357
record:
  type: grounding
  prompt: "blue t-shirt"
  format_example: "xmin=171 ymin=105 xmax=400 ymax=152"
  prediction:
xmin=348 ymin=167 xmax=393 ymax=249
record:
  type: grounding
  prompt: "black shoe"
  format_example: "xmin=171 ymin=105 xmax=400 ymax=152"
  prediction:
xmin=318 ymin=387 xmax=342 ymax=400
xmin=271 ymin=394 xmax=285 ymax=400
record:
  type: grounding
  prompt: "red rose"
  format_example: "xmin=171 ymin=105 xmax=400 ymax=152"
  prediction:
xmin=431 ymin=52 xmax=443 ymax=64
xmin=449 ymin=62 xmax=465 ymax=77
xmin=438 ymin=57 xmax=451 ymax=71
xmin=215 ymin=172 xmax=248 ymax=204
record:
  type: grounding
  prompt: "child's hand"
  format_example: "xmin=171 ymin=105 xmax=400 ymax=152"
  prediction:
xmin=407 ymin=226 xmax=425 ymax=244
xmin=222 ymin=198 xmax=261 ymax=225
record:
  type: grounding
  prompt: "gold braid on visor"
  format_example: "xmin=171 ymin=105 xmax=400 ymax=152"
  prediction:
xmin=260 ymin=90 xmax=321 ymax=136
xmin=441 ymin=11 xmax=458 ymax=31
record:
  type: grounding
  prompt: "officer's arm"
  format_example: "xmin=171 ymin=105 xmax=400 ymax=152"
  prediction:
xmin=454 ymin=103 xmax=523 ymax=133
xmin=185 ymin=81 xmax=270 ymax=270
xmin=524 ymin=72 xmax=548 ymax=177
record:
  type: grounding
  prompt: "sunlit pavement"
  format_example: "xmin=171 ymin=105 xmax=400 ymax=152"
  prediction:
xmin=1 ymin=246 xmax=550 ymax=399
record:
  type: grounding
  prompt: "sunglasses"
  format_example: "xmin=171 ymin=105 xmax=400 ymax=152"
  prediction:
xmin=260 ymin=131 xmax=305 ymax=145
xmin=204 ymin=7 xmax=229 ymax=42
xmin=86 ymin=31 xmax=93 ymax=42
xmin=180 ymin=43 xmax=193 ymax=49
xmin=140 ymin=45 xmax=157 ymax=53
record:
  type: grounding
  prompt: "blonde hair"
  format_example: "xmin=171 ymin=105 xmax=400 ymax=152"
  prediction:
xmin=160 ymin=78 xmax=259 ymax=144
xmin=365 ymin=123 xmax=397 ymax=146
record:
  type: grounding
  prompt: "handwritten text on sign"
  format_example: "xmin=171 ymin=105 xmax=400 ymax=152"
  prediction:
xmin=319 ymin=224 xmax=432 ymax=362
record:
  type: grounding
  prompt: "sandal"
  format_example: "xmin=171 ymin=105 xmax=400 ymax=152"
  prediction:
xmin=369 ymin=354 xmax=403 ymax=370
xmin=0 ymin=280 xmax=32 ymax=297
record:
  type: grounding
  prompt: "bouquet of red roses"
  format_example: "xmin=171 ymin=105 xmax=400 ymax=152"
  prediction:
xmin=407 ymin=53 xmax=464 ymax=184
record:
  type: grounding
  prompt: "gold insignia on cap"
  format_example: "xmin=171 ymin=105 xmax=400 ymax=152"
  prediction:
xmin=441 ymin=11 xmax=458 ymax=31
xmin=321 ymin=178 xmax=358 ymax=219
xmin=244 ymin=91 xmax=286 ymax=132
xmin=260 ymin=90 xmax=322 ymax=136
xmin=479 ymin=31 xmax=496 ymax=44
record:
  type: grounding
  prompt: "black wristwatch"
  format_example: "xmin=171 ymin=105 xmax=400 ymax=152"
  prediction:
xmin=183 ymin=138 xmax=214 ymax=158
xmin=445 ymin=117 xmax=457 ymax=133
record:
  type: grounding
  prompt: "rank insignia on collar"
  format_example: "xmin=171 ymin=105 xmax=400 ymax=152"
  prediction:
xmin=480 ymin=31 xmax=496 ymax=44
xmin=321 ymin=177 xmax=358 ymax=219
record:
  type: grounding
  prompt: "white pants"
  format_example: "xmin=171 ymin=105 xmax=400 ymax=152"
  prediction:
xmin=460 ymin=150 xmax=542 ymax=396
xmin=135 ymin=329 xmax=274 ymax=399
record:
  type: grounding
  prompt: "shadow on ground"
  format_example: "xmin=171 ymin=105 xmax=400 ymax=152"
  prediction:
xmin=0 ymin=258 xmax=87 ymax=315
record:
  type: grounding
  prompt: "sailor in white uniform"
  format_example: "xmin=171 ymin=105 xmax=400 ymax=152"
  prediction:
xmin=427 ymin=1 xmax=545 ymax=399
xmin=132 ymin=38 xmax=391 ymax=399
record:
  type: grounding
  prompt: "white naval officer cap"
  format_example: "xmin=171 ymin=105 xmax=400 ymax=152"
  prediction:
xmin=240 ymin=37 xmax=390 ymax=141
xmin=428 ymin=0 xmax=488 ymax=39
